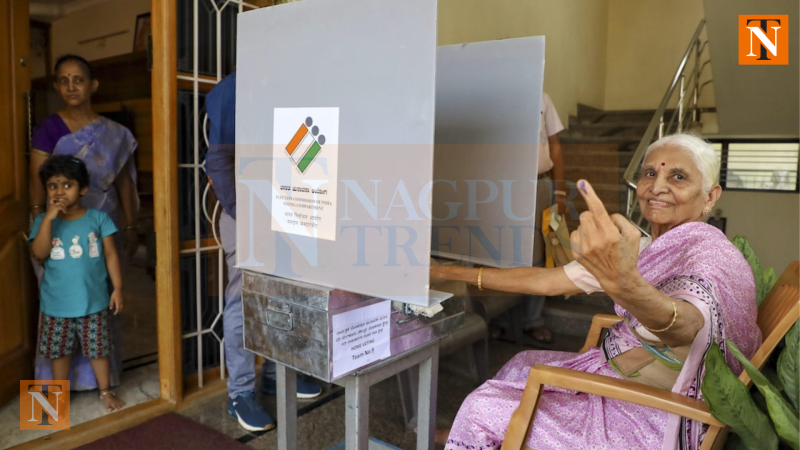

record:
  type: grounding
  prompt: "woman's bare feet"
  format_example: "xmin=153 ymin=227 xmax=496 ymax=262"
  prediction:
xmin=414 ymin=427 xmax=451 ymax=446
xmin=99 ymin=389 xmax=125 ymax=412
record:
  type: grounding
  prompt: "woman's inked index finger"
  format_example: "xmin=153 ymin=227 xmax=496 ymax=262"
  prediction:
xmin=577 ymin=179 xmax=610 ymax=220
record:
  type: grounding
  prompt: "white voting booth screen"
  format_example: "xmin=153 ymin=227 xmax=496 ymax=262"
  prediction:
xmin=433 ymin=37 xmax=545 ymax=268
xmin=235 ymin=0 xmax=445 ymax=306
xmin=235 ymin=0 xmax=546 ymax=305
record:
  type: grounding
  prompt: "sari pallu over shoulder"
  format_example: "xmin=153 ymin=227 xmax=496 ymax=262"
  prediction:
xmin=444 ymin=222 xmax=760 ymax=450
xmin=619 ymin=221 xmax=760 ymax=450
xmin=52 ymin=116 xmax=137 ymax=224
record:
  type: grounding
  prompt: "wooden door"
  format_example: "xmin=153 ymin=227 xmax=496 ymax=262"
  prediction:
xmin=0 ymin=0 xmax=33 ymax=407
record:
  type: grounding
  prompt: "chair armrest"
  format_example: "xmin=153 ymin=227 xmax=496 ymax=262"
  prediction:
xmin=529 ymin=366 xmax=723 ymax=425
xmin=501 ymin=365 xmax=724 ymax=450
xmin=579 ymin=314 xmax=623 ymax=353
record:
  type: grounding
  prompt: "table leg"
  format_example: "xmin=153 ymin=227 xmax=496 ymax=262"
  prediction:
xmin=277 ymin=363 xmax=297 ymax=450
xmin=345 ymin=375 xmax=370 ymax=450
xmin=416 ymin=345 xmax=439 ymax=450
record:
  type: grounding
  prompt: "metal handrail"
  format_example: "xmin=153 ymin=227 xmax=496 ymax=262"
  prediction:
xmin=623 ymin=19 xmax=712 ymax=235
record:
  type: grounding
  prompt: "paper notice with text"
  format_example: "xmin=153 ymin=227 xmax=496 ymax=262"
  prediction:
xmin=331 ymin=301 xmax=391 ymax=378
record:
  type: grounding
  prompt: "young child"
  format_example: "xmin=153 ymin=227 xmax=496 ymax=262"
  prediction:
xmin=29 ymin=155 xmax=126 ymax=412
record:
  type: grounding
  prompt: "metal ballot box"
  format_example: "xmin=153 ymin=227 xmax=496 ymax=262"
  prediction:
xmin=242 ymin=270 xmax=464 ymax=383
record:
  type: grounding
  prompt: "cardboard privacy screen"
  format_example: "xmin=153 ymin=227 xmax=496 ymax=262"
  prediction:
xmin=235 ymin=0 xmax=443 ymax=305
xmin=235 ymin=0 xmax=545 ymax=304
xmin=433 ymin=37 xmax=545 ymax=268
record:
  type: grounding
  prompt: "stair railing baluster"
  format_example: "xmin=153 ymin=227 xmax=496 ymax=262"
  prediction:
xmin=678 ymin=75 xmax=685 ymax=132
xmin=623 ymin=18 xmax=712 ymax=237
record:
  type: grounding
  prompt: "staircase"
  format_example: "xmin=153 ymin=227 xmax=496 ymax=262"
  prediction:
xmin=558 ymin=103 xmax=673 ymax=217
xmin=541 ymin=104 xmax=662 ymax=341
xmin=540 ymin=19 xmax=712 ymax=343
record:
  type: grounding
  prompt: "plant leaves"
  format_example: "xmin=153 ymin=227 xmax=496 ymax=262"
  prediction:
xmin=702 ymin=342 xmax=778 ymax=450
xmin=763 ymin=366 xmax=785 ymax=394
xmin=727 ymin=340 xmax=800 ymax=450
xmin=778 ymin=321 xmax=800 ymax=412
xmin=731 ymin=236 xmax=778 ymax=304
xmin=763 ymin=385 xmax=800 ymax=450
xmin=725 ymin=432 xmax=751 ymax=450
xmin=762 ymin=267 xmax=778 ymax=299
xmin=732 ymin=236 xmax=766 ymax=304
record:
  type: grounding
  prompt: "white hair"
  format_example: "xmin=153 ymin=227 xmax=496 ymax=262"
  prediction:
xmin=642 ymin=133 xmax=720 ymax=194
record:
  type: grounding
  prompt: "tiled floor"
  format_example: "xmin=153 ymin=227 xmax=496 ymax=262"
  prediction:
xmin=178 ymin=333 xmax=582 ymax=450
xmin=0 ymin=362 xmax=160 ymax=449
xmin=2 ymin=273 xmax=583 ymax=450
xmin=1 ymin=249 xmax=159 ymax=450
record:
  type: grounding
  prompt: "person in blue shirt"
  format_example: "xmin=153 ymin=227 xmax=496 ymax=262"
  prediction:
xmin=29 ymin=155 xmax=125 ymax=413
xmin=205 ymin=73 xmax=322 ymax=432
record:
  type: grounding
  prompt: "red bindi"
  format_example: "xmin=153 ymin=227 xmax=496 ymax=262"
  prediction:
xmin=661 ymin=162 xmax=665 ymax=166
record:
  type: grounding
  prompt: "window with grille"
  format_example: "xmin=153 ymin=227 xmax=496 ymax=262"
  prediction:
xmin=711 ymin=140 xmax=799 ymax=193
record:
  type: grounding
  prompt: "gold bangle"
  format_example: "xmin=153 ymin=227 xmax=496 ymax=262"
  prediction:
xmin=643 ymin=300 xmax=678 ymax=333
xmin=31 ymin=205 xmax=44 ymax=210
xmin=477 ymin=267 xmax=484 ymax=291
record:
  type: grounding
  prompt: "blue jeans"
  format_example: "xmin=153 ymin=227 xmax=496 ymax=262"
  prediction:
xmin=220 ymin=211 xmax=275 ymax=399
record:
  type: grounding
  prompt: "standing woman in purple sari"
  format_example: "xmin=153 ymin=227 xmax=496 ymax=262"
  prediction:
xmin=29 ymin=54 xmax=138 ymax=390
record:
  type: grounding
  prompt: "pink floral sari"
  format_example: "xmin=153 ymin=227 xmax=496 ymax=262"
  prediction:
xmin=445 ymin=222 xmax=761 ymax=450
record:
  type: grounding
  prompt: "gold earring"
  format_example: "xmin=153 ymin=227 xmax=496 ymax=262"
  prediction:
xmin=703 ymin=207 xmax=710 ymax=215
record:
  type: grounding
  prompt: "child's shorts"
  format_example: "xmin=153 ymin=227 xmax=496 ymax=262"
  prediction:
xmin=38 ymin=310 xmax=111 ymax=359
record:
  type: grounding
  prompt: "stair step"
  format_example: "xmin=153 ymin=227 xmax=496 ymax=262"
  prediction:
xmin=569 ymin=117 xmax=652 ymax=129
xmin=560 ymin=135 xmax=642 ymax=146
xmin=561 ymin=144 xmax=634 ymax=167
xmin=562 ymin=184 xmax=627 ymax=216
xmin=542 ymin=297 xmax=616 ymax=338
xmin=576 ymin=103 xmax=604 ymax=114
xmin=567 ymin=181 xmax=624 ymax=202
xmin=564 ymin=166 xmax=626 ymax=185
xmin=566 ymin=119 xmax=650 ymax=138
xmin=574 ymin=109 xmax=674 ymax=126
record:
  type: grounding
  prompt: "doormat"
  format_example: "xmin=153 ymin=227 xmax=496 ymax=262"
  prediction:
xmin=75 ymin=413 xmax=252 ymax=450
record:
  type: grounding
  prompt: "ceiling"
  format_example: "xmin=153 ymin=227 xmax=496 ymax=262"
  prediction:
xmin=30 ymin=0 xmax=113 ymax=23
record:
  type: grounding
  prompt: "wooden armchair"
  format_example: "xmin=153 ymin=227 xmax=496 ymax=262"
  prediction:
xmin=502 ymin=261 xmax=800 ymax=450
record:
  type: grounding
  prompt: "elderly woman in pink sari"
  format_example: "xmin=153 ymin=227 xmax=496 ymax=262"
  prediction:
xmin=431 ymin=133 xmax=761 ymax=450
xmin=29 ymin=54 xmax=138 ymax=391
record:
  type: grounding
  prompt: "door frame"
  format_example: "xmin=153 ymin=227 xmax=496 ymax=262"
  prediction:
xmin=12 ymin=1 xmax=182 ymax=448
xmin=0 ymin=0 xmax=34 ymax=409
xmin=151 ymin=0 xmax=183 ymax=406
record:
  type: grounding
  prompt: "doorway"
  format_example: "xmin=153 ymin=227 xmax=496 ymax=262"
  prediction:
xmin=0 ymin=1 xmax=161 ymax=447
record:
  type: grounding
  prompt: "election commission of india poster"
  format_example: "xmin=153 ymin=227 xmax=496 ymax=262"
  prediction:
xmin=271 ymin=107 xmax=339 ymax=241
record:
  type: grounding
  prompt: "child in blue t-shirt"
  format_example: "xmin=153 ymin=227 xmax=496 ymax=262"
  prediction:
xmin=29 ymin=155 xmax=126 ymax=413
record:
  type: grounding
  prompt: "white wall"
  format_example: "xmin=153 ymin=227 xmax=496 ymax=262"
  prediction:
xmin=50 ymin=0 xmax=150 ymax=63
xmin=438 ymin=0 xmax=609 ymax=127
xmin=714 ymin=191 xmax=800 ymax=274
xmin=604 ymin=0 xmax=714 ymax=111
xmin=703 ymin=0 xmax=799 ymax=136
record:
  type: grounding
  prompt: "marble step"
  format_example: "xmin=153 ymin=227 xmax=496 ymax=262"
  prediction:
xmin=566 ymin=119 xmax=650 ymax=138
xmin=573 ymin=108 xmax=674 ymax=125
xmin=564 ymin=166 xmax=626 ymax=185
xmin=562 ymin=145 xmax=635 ymax=168
xmin=559 ymin=181 xmax=624 ymax=205
xmin=560 ymin=134 xmax=643 ymax=147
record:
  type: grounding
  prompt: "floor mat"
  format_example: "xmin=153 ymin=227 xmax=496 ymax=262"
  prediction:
xmin=75 ymin=412 xmax=251 ymax=450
